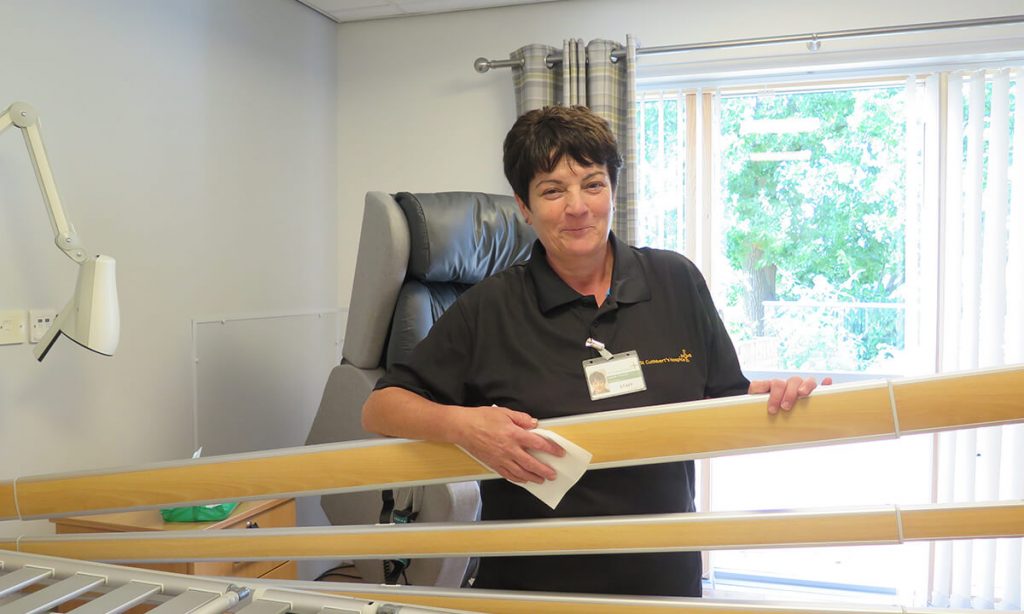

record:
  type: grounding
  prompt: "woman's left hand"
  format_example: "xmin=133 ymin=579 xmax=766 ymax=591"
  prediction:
xmin=748 ymin=376 xmax=833 ymax=415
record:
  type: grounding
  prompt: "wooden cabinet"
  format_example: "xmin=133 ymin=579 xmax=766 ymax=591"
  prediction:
xmin=51 ymin=498 xmax=297 ymax=580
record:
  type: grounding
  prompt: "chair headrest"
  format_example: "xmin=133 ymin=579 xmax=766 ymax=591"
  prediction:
xmin=394 ymin=192 xmax=535 ymax=284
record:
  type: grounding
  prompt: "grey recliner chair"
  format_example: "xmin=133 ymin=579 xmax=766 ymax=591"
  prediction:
xmin=306 ymin=191 xmax=536 ymax=587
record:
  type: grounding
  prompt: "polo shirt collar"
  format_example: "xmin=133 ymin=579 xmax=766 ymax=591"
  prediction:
xmin=528 ymin=232 xmax=652 ymax=313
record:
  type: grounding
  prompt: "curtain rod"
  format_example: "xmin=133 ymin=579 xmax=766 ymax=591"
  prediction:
xmin=473 ymin=14 xmax=1024 ymax=73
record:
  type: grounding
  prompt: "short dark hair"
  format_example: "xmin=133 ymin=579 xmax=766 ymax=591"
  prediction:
xmin=502 ymin=105 xmax=623 ymax=208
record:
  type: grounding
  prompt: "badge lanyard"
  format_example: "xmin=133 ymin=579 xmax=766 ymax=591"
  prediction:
xmin=582 ymin=337 xmax=647 ymax=401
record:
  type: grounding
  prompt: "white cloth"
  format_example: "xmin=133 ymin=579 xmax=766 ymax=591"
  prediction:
xmin=460 ymin=428 xmax=592 ymax=509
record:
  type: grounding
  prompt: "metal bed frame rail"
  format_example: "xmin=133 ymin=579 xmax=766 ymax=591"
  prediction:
xmin=0 ymin=550 xmax=458 ymax=614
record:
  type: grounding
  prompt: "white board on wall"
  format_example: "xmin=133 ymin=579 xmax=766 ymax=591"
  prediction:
xmin=194 ymin=310 xmax=341 ymax=457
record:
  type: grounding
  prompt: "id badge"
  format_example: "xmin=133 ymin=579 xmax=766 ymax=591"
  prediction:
xmin=583 ymin=350 xmax=647 ymax=401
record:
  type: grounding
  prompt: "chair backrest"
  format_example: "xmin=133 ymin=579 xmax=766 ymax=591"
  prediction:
xmin=345 ymin=191 xmax=535 ymax=371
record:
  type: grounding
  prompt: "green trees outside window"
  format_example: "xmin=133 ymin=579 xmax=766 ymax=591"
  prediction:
xmin=636 ymin=84 xmax=909 ymax=373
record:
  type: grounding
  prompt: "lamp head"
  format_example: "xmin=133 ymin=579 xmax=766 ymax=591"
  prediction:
xmin=34 ymin=254 xmax=120 ymax=362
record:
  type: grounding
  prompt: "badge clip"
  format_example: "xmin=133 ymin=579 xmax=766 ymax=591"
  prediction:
xmin=585 ymin=337 xmax=615 ymax=361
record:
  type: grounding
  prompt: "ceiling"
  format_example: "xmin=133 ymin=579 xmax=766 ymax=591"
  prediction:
xmin=297 ymin=0 xmax=559 ymax=23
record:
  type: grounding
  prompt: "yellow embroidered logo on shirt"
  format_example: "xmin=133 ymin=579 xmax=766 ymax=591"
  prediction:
xmin=640 ymin=349 xmax=693 ymax=365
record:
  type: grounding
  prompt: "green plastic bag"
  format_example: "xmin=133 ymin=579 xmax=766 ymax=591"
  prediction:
xmin=160 ymin=502 xmax=239 ymax=523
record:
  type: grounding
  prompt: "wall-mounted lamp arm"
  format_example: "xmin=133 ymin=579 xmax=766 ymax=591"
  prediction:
xmin=0 ymin=102 xmax=86 ymax=263
xmin=1 ymin=101 xmax=119 ymax=361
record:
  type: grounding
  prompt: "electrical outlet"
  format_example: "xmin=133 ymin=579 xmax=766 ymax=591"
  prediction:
xmin=0 ymin=310 xmax=28 ymax=345
xmin=29 ymin=309 xmax=58 ymax=344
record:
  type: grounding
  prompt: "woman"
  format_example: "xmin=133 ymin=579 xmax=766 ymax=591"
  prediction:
xmin=362 ymin=105 xmax=826 ymax=596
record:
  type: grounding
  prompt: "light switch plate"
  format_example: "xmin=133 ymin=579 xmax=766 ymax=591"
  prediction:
xmin=0 ymin=310 xmax=28 ymax=345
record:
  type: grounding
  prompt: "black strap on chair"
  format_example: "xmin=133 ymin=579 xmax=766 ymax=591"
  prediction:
xmin=380 ymin=489 xmax=418 ymax=584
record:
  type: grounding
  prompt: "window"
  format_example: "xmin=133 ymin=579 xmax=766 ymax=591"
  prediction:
xmin=636 ymin=67 xmax=1023 ymax=608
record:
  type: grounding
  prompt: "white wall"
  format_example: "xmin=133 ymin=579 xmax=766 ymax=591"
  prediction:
xmin=0 ymin=0 xmax=337 ymax=535
xmin=337 ymin=0 xmax=1024 ymax=306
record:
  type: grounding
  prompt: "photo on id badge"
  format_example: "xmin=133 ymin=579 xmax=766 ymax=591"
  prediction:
xmin=583 ymin=350 xmax=647 ymax=401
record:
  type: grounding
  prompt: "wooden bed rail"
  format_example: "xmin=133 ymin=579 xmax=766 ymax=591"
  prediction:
xmin=2 ymin=501 xmax=1020 ymax=564
xmin=1 ymin=365 xmax=1020 ymax=520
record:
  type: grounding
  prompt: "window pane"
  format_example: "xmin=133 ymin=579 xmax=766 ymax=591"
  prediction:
xmin=636 ymin=89 xmax=686 ymax=252
xmin=713 ymin=86 xmax=908 ymax=374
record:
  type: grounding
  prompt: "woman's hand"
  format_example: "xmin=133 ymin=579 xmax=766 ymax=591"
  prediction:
xmin=451 ymin=405 xmax=565 ymax=484
xmin=748 ymin=376 xmax=833 ymax=415
xmin=363 ymin=388 xmax=564 ymax=483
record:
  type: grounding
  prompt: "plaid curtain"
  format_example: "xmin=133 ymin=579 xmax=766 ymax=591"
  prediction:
xmin=509 ymin=35 xmax=638 ymax=244
xmin=562 ymin=38 xmax=586 ymax=105
xmin=510 ymin=44 xmax=559 ymax=116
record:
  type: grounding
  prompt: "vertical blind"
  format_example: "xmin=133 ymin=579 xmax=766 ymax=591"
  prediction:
xmin=927 ymin=68 xmax=1023 ymax=611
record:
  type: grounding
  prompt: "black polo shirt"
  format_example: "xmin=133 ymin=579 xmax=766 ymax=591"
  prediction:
xmin=377 ymin=233 xmax=749 ymax=596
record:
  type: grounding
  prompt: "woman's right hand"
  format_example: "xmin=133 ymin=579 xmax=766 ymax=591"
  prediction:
xmin=451 ymin=405 xmax=565 ymax=484
xmin=363 ymin=388 xmax=565 ymax=484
